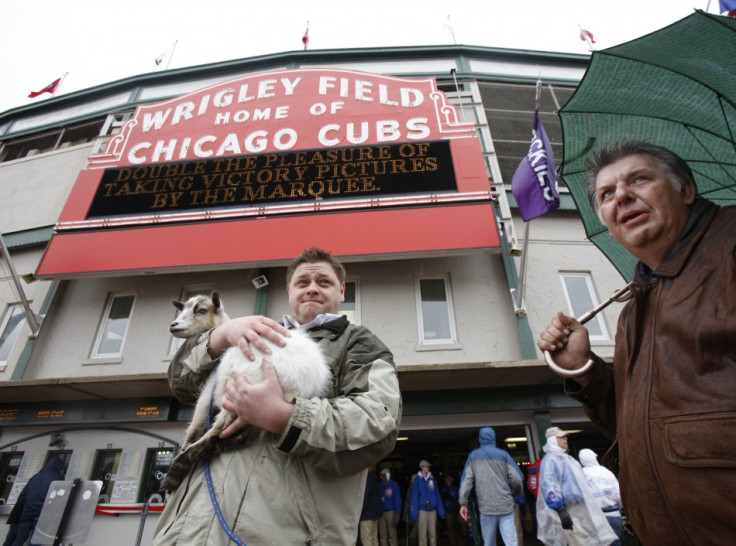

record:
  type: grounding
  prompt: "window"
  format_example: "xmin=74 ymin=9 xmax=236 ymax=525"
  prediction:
xmin=560 ymin=273 xmax=609 ymax=340
xmin=0 ymin=452 xmax=24 ymax=504
xmin=93 ymin=294 xmax=135 ymax=358
xmin=341 ymin=280 xmax=360 ymax=325
xmin=140 ymin=448 xmax=174 ymax=502
xmin=91 ymin=449 xmax=122 ymax=503
xmin=0 ymin=118 xmax=106 ymax=162
xmin=0 ymin=305 xmax=24 ymax=365
xmin=416 ymin=276 xmax=457 ymax=344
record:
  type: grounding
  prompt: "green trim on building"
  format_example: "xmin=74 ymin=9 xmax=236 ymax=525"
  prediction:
xmin=402 ymin=384 xmax=577 ymax=416
xmin=2 ymin=226 xmax=53 ymax=249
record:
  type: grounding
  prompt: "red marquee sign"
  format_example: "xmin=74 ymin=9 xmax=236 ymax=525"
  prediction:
xmin=36 ymin=68 xmax=500 ymax=278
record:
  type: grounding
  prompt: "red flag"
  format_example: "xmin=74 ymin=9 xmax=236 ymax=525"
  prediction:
xmin=579 ymin=28 xmax=595 ymax=43
xmin=302 ymin=24 xmax=309 ymax=50
xmin=28 ymin=75 xmax=64 ymax=98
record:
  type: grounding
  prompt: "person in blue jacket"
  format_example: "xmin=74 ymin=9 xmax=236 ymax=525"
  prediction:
xmin=411 ymin=459 xmax=445 ymax=546
xmin=378 ymin=468 xmax=401 ymax=546
xmin=4 ymin=456 xmax=65 ymax=546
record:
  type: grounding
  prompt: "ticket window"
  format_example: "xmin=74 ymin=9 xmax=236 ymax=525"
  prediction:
xmin=139 ymin=448 xmax=174 ymax=503
xmin=91 ymin=449 xmax=122 ymax=503
xmin=44 ymin=450 xmax=72 ymax=476
xmin=0 ymin=452 xmax=24 ymax=505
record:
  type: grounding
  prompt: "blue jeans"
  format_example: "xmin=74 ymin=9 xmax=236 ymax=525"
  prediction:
xmin=606 ymin=515 xmax=623 ymax=546
xmin=480 ymin=511 xmax=517 ymax=546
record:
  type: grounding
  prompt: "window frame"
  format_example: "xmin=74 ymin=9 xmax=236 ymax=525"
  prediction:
xmin=0 ymin=304 xmax=25 ymax=366
xmin=559 ymin=272 xmax=609 ymax=341
xmin=91 ymin=293 xmax=136 ymax=358
xmin=341 ymin=278 xmax=360 ymax=325
xmin=415 ymin=275 xmax=458 ymax=345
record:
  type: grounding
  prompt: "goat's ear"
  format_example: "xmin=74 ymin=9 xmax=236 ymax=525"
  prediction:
xmin=212 ymin=291 xmax=222 ymax=312
xmin=172 ymin=299 xmax=184 ymax=311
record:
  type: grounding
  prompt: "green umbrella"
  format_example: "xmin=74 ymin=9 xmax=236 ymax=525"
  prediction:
xmin=559 ymin=10 xmax=736 ymax=282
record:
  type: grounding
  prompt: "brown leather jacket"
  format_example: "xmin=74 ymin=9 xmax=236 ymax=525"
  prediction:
xmin=567 ymin=200 xmax=736 ymax=545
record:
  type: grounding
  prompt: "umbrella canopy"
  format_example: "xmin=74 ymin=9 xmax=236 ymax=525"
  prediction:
xmin=559 ymin=10 xmax=736 ymax=281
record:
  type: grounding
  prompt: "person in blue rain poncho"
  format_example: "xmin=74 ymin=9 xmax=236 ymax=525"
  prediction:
xmin=536 ymin=427 xmax=616 ymax=546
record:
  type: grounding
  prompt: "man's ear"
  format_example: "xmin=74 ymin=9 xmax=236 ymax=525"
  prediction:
xmin=682 ymin=180 xmax=697 ymax=205
xmin=340 ymin=282 xmax=345 ymax=302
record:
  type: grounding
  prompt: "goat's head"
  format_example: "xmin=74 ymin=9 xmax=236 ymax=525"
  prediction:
xmin=169 ymin=291 xmax=229 ymax=338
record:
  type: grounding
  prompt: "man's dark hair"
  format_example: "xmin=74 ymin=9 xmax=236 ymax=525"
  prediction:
xmin=287 ymin=247 xmax=346 ymax=284
xmin=585 ymin=139 xmax=696 ymax=212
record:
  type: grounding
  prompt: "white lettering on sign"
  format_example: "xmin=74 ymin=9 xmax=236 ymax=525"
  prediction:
xmin=317 ymin=76 xmax=424 ymax=107
xmin=141 ymin=77 xmax=303 ymax=132
xmin=126 ymin=117 xmax=430 ymax=164
xmin=89 ymin=69 xmax=480 ymax=167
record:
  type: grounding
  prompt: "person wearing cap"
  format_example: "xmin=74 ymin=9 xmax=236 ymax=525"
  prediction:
xmin=377 ymin=468 xmax=401 ymax=546
xmin=458 ymin=427 xmax=523 ymax=546
xmin=536 ymin=427 xmax=616 ymax=546
xmin=411 ymin=460 xmax=445 ymax=546
xmin=537 ymin=140 xmax=736 ymax=544
xmin=578 ymin=449 xmax=623 ymax=545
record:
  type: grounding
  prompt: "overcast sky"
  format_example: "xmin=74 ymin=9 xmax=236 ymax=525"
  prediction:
xmin=0 ymin=0 xmax=720 ymax=113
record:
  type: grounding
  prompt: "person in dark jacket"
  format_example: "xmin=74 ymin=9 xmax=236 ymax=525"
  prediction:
xmin=440 ymin=475 xmax=459 ymax=546
xmin=410 ymin=460 xmax=444 ymax=546
xmin=360 ymin=468 xmax=382 ymax=546
xmin=538 ymin=140 xmax=736 ymax=544
xmin=4 ymin=456 xmax=65 ymax=546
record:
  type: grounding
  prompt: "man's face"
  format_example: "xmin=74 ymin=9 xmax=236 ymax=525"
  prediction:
xmin=595 ymin=154 xmax=695 ymax=269
xmin=420 ymin=465 xmax=430 ymax=475
xmin=287 ymin=261 xmax=345 ymax=324
xmin=557 ymin=435 xmax=569 ymax=451
xmin=381 ymin=473 xmax=389 ymax=482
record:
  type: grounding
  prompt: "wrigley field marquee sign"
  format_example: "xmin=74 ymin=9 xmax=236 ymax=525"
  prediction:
xmin=37 ymin=67 xmax=499 ymax=277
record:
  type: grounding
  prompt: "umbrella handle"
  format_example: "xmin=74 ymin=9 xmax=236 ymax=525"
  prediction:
xmin=543 ymin=282 xmax=634 ymax=378
xmin=544 ymin=351 xmax=595 ymax=378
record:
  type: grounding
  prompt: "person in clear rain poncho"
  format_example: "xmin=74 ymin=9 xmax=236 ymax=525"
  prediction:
xmin=536 ymin=427 xmax=616 ymax=546
xmin=578 ymin=449 xmax=623 ymax=545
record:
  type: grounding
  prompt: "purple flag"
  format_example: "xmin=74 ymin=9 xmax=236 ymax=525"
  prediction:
xmin=511 ymin=110 xmax=560 ymax=222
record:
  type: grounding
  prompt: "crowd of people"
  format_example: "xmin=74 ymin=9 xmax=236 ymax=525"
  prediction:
xmin=352 ymin=426 xmax=622 ymax=546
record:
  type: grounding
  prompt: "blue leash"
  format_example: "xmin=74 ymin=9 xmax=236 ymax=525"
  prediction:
xmin=204 ymin=388 xmax=247 ymax=545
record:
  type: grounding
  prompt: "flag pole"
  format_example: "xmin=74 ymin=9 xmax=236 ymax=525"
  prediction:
xmin=513 ymin=78 xmax=542 ymax=315
xmin=0 ymin=232 xmax=41 ymax=334
xmin=166 ymin=41 xmax=178 ymax=70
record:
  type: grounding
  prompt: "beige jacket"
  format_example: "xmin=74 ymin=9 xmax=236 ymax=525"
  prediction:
xmin=154 ymin=317 xmax=402 ymax=545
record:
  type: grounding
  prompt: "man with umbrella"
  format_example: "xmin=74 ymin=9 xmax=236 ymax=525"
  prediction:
xmin=538 ymin=139 xmax=736 ymax=544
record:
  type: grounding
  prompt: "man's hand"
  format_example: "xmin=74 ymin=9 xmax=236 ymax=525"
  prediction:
xmin=556 ymin=508 xmax=574 ymax=530
xmin=459 ymin=505 xmax=470 ymax=522
xmin=208 ymin=316 xmax=289 ymax=361
xmin=538 ymin=311 xmax=592 ymax=373
xmin=219 ymin=358 xmax=295 ymax=437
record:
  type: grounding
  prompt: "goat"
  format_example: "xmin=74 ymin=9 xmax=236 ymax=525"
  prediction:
xmin=169 ymin=291 xmax=229 ymax=339
xmin=161 ymin=292 xmax=331 ymax=492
